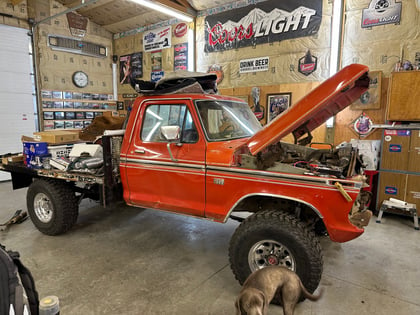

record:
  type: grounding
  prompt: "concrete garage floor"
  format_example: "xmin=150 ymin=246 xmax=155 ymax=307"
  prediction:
xmin=0 ymin=181 xmax=420 ymax=315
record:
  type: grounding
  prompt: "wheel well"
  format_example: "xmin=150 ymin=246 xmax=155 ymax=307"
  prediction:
xmin=231 ymin=195 xmax=327 ymax=235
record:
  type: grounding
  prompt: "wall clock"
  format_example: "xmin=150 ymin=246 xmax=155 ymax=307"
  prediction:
xmin=72 ymin=71 xmax=88 ymax=88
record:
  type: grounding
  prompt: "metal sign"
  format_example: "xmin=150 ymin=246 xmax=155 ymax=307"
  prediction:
xmin=361 ymin=0 xmax=402 ymax=28
xmin=66 ymin=12 xmax=88 ymax=37
xmin=239 ymin=57 xmax=269 ymax=73
xmin=298 ymin=50 xmax=317 ymax=76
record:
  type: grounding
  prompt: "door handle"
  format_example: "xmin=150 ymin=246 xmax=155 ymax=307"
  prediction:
xmin=135 ymin=149 xmax=145 ymax=154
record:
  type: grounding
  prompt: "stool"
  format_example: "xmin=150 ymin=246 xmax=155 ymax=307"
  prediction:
xmin=376 ymin=200 xmax=419 ymax=230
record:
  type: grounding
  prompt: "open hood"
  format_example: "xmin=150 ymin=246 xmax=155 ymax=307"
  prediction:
xmin=245 ymin=64 xmax=370 ymax=155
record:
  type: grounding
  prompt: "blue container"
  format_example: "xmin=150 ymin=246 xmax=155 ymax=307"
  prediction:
xmin=23 ymin=141 xmax=49 ymax=168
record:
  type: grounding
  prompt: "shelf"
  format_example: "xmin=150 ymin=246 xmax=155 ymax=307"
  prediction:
xmin=42 ymin=109 xmax=114 ymax=112
xmin=43 ymin=98 xmax=116 ymax=103
xmin=40 ymin=90 xmax=116 ymax=131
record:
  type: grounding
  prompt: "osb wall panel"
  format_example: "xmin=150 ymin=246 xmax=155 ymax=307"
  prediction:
xmin=195 ymin=0 xmax=334 ymax=89
xmin=334 ymin=78 xmax=389 ymax=145
xmin=342 ymin=0 xmax=420 ymax=76
xmin=34 ymin=0 xmax=114 ymax=93
xmin=219 ymin=81 xmax=327 ymax=144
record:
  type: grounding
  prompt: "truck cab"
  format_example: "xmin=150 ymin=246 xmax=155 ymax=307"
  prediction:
xmin=120 ymin=94 xmax=261 ymax=217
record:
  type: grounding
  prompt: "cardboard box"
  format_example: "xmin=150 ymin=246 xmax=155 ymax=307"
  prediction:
xmin=377 ymin=171 xmax=407 ymax=210
xmin=33 ymin=130 xmax=79 ymax=144
xmin=1 ymin=154 xmax=24 ymax=165
xmin=380 ymin=130 xmax=411 ymax=171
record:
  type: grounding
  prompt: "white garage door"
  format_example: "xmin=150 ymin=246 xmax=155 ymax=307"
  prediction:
xmin=0 ymin=25 xmax=37 ymax=181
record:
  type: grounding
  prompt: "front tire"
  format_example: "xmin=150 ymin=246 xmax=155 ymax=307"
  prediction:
xmin=229 ymin=210 xmax=323 ymax=303
xmin=27 ymin=179 xmax=79 ymax=235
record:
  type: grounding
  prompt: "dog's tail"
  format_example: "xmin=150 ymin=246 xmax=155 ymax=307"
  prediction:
xmin=299 ymin=281 xmax=324 ymax=301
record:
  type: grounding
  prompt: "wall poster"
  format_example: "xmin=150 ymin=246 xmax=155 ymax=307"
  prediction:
xmin=151 ymin=51 xmax=162 ymax=71
xmin=143 ymin=26 xmax=171 ymax=52
xmin=119 ymin=52 xmax=143 ymax=85
xmin=204 ymin=0 xmax=322 ymax=53
xmin=174 ymin=43 xmax=188 ymax=71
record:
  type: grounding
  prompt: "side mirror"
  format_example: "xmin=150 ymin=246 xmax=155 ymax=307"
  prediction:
xmin=161 ymin=125 xmax=180 ymax=141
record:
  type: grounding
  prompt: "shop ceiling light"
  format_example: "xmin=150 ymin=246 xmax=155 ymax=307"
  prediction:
xmin=129 ymin=0 xmax=193 ymax=22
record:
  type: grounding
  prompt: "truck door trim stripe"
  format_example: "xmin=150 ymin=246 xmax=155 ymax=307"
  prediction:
xmin=123 ymin=157 xmax=205 ymax=171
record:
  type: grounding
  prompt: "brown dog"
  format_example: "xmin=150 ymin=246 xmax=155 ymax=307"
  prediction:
xmin=235 ymin=266 xmax=323 ymax=315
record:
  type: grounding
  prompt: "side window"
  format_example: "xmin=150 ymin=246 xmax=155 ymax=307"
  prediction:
xmin=141 ymin=104 xmax=198 ymax=143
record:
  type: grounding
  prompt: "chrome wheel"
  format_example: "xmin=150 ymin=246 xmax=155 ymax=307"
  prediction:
xmin=248 ymin=239 xmax=296 ymax=271
xmin=33 ymin=193 xmax=54 ymax=223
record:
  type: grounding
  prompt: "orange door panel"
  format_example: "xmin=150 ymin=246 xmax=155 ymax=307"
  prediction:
xmin=124 ymin=99 xmax=206 ymax=217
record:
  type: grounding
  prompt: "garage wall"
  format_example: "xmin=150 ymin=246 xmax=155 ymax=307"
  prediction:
xmin=2 ymin=0 xmax=419 ymax=145
xmin=195 ymin=0 xmax=333 ymax=89
xmin=336 ymin=0 xmax=420 ymax=145
xmin=342 ymin=0 xmax=420 ymax=76
xmin=32 ymin=0 xmax=114 ymax=94
xmin=0 ymin=0 xmax=29 ymax=29
xmin=114 ymin=22 xmax=191 ymax=96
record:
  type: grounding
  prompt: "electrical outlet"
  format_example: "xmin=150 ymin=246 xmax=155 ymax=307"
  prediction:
xmin=381 ymin=55 xmax=387 ymax=64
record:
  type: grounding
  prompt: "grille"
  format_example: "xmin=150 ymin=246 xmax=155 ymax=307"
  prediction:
xmin=48 ymin=35 xmax=107 ymax=58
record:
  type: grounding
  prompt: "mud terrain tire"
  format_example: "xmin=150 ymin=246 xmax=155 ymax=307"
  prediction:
xmin=229 ymin=210 xmax=323 ymax=303
xmin=27 ymin=179 xmax=78 ymax=235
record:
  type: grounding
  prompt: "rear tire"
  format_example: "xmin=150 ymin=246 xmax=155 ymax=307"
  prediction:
xmin=27 ymin=179 xmax=78 ymax=235
xmin=229 ymin=210 xmax=323 ymax=304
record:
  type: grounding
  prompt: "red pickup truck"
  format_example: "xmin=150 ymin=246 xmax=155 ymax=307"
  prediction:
xmin=0 ymin=64 xmax=372 ymax=295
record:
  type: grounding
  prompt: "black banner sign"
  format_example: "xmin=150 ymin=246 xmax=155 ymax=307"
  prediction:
xmin=204 ymin=0 xmax=322 ymax=53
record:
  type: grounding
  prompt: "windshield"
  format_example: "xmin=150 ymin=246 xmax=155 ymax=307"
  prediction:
xmin=195 ymin=100 xmax=262 ymax=141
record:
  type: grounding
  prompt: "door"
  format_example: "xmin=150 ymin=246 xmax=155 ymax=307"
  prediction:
xmin=125 ymin=100 xmax=206 ymax=216
xmin=0 ymin=25 xmax=36 ymax=181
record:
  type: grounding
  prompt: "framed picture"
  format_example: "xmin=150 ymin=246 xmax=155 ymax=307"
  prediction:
xmin=74 ymin=121 xmax=84 ymax=129
xmin=52 ymin=91 xmax=62 ymax=99
xmin=65 ymin=121 xmax=74 ymax=129
xmin=54 ymin=121 xmax=64 ymax=129
xmin=43 ymin=112 xmax=54 ymax=120
xmin=44 ymin=121 xmax=54 ymax=130
xmin=53 ymin=101 xmax=63 ymax=109
xmin=351 ymin=71 xmax=382 ymax=110
xmin=75 ymin=112 xmax=85 ymax=119
xmin=63 ymin=101 xmax=74 ymax=109
xmin=42 ymin=101 xmax=53 ymax=109
xmin=65 ymin=112 xmax=75 ymax=119
xmin=63 ymin=91 xmax=73 ymax=99
xmin=72 ymin=92 xmax=83 ymax=100
xmin=54 ymin=111 xmax=65 ymax=120
xmin=267 ymin=93 xmax=292 ymax=122
xmin=41 ymin=90 xmax=52 ymax=99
